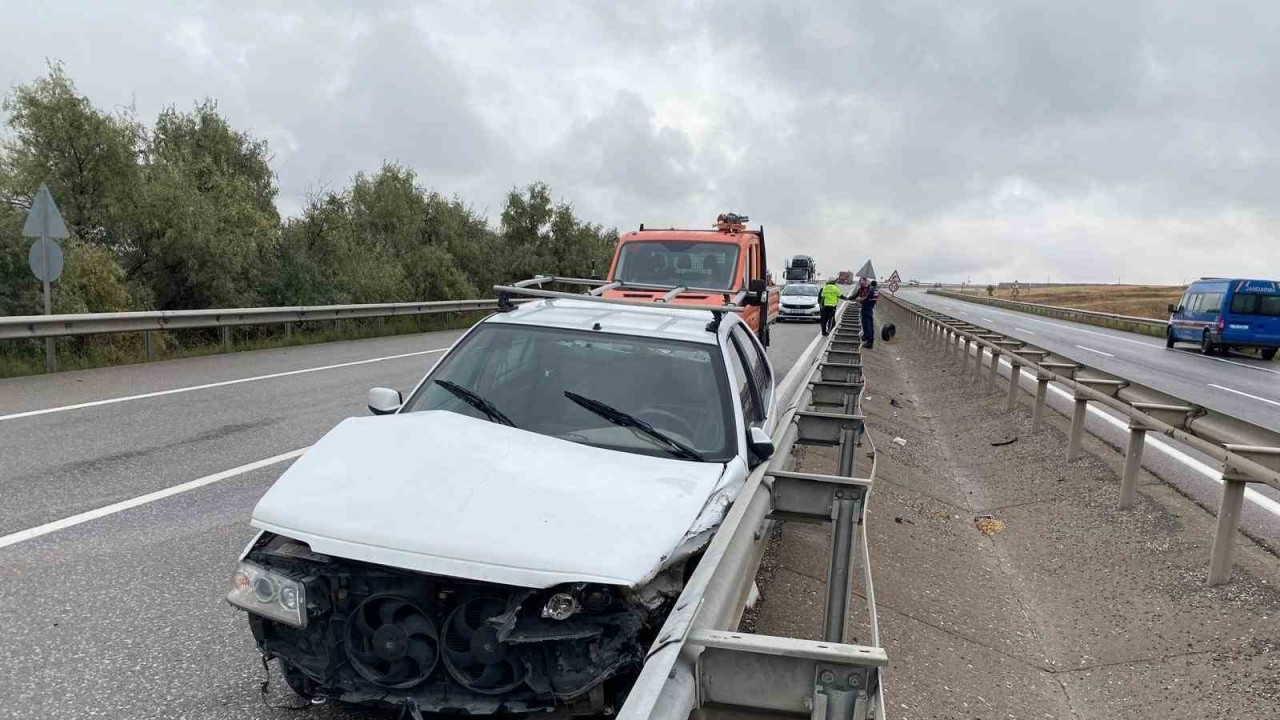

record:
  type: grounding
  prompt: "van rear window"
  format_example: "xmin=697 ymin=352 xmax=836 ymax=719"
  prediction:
xmin=1230 ymin=294 xmax=1280 ymax=316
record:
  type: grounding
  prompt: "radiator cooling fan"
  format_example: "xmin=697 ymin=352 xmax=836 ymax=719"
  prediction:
xmin=344 ymin=595 xmax=440 ymax=688
xmin=442 ymin=597 xmax=528 ymax=694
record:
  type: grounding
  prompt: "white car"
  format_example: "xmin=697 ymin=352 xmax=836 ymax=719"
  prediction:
xmin=778 ymin=282 xmax=822 ymax=322
xmin=227 ymin=296 xmax=778 ymax=715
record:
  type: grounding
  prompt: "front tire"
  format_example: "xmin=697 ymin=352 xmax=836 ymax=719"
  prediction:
xmin=1166 ymin=329 xmax=1175 ymax=349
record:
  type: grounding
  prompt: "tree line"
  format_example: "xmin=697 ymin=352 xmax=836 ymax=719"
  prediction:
xmin=0 ymin=65 xmax=618 ymax=319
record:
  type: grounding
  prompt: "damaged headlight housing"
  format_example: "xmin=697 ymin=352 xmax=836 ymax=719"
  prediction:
xmin=227 ymin=561 xmax=306 ymax=628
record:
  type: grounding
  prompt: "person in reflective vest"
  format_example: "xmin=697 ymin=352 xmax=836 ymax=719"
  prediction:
xmin=854 ymin=280 xmax=881 ymax=348
xmin=819 ymin=281 xmax=842 ymax=336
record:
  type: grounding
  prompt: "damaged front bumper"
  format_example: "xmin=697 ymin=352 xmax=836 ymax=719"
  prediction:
xmin=234 ymin=533 xmax=674 ymax=714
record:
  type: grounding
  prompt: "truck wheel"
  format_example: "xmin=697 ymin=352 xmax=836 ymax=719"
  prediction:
xmin=1200 ymin=331 xmax=1216 ymax=355
xmin=1165 ymin=329 xmax=1175 ymax=349
xmin=1263 ymin=348 xmax=1277 ymax=361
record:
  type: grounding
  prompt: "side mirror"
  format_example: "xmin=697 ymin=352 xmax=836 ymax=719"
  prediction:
xmin=748 ymin=278 xmax=767 ymax=294
xmin=367 ymin=387 xmax=403 ymax=415
xmin=747 ymin=426 xmax=775 ymax=465
xmin=1168 ymin=303 xmax=1176 ymax=314
xmin=746 ymin=278 xmax=768 ymax=306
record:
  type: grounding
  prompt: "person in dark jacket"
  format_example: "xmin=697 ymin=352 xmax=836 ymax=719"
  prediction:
xmin=854 ymin=280 xmax=880 ymax=348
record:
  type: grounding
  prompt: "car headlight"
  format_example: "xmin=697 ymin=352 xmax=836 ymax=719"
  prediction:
xmin=227 ymin=561 xmax=307 ymax=628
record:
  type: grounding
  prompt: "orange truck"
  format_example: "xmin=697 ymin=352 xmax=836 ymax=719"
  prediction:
xmin=601 ymin=214 xmax=780 ymax=345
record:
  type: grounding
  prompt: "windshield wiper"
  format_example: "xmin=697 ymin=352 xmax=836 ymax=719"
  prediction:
xmin=563 ymin=391 xmax=704 ymax=461
xmin=434 ymin=380 xmax=516 ymax=427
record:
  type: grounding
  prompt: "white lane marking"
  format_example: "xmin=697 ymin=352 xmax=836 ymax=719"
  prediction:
xmin=1074 ymin=344 xmax=1115 ymax=358
xmin=0 ymin=448 xmax=305 ymax=550
xmin=1201 ymin=354 xmax=1280 ymax=376
xmin=993 ymin=357 xmax=1280 ymax=518
xmin=981 ymin=316 xmax=996 ymax=322
xmin=1014 ymin=327 xmax=1037 ymax=335
xmin=1208 ymin=383 xmax=1280 ymax=408
xmin=0 ymin=348 xmax=448 ymax=423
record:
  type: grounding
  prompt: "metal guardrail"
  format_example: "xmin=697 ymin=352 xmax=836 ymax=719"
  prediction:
xmin=884 ymin=293 xmax=1280 ymax=586
xmin=0 ymin=298 xmax=503 ymax=372
xmin=620 ymin=303 xmax=887 ymax=720
xmin=926 ymin=289 xmax=1169 ymax=338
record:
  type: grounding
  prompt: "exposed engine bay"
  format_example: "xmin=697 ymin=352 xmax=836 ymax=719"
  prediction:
xmin=239 ymin=533 xmax=683 ymax=714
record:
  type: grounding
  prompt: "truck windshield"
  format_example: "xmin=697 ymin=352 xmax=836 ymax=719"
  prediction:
xmin=615 ymin=241 xmax=740 ymax=290
xmin=401 ymin=324 xmax=735 ymax=461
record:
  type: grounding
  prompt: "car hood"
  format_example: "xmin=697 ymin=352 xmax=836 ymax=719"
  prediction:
xmin=781 ymin=295 xmax=819 ymax=305
xmin=251 ymin=411 xmax=731 ymax=589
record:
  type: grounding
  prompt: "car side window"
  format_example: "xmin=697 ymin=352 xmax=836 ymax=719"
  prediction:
xmin=725 ymin=336 xmax=762 ymax=426
xmin=1177 ymin=292 xmax=1193 ymax=313
xmin=1186 ymin=292 xmax=1202 ymax=312
xmin=1200 ymin=293 xmax=1223 ymax=314
xmin=731 ymin=325 xmax=772 ymax=415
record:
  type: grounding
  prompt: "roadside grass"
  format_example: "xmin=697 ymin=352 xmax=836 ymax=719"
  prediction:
xmin=953 ymin=284 xmax=1184 ymax=320
xmin=0 ymin=311 xmax=485 ymax=379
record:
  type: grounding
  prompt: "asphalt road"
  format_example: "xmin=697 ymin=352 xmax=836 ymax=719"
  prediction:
xmin=0 ymin=319 xmax=821 ymax=719
xmin=897 ymin=288 xmax=1280 ymax=432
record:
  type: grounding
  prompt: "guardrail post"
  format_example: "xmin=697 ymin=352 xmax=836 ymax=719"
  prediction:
xmin=1207 ymin=474 xmax=1247 ymax=586
xmin=44 ymin=337 xmax=57 ymax=373
xmin=1207 ymin=446 xmax=1280 ymax=586
xmin=986 ymin=348 xmax=1001 ymax=392
xmin=220 ymin=326 xmax=231 ymax=353
xmin=1119 ymin=422 xmax=1147 ymax=509
xmin=972 ymin=347 xmax=985 ymax=386
xmin=960 ymin=337 xmax=971 ymax=375
xmin=824 ymin=494 xmax=858 ymax=643
xmin=1032 ymin=373 xmax=1051 ymax=432
xmin=1067 ymin=395 xmax=1089 ymax=462
xmin=143 ymin=331 xmax=154 ymax=361
xmin=334 ymin=318 xmax=342 ymax=338
xmin=1006 ymin=360 xmax=1022 ymax=412
xmin=285 ymin=323 xmax=292 ymax=340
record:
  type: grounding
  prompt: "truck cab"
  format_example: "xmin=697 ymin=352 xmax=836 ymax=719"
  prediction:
xmin=602 ymin=214 xmax=779 ymax=345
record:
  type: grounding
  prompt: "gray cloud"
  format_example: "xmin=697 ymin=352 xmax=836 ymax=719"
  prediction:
xmin=4 ymin=0 xmax=1280 ymax=283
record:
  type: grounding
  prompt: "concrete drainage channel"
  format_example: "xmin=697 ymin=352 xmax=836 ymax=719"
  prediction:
xmin=885 ymin=293 xmax=1280 ymax=586
xmin=620 ymin=305 xmax=888 ymax=720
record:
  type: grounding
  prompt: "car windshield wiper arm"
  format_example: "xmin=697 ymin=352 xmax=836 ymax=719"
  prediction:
xmin=434 ymin=380 xmax=516 ymax=427
xmin=563 ymin=391 xmax=704 ymax=461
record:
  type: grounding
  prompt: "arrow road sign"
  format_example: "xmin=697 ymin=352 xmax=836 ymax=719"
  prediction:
xmin=23 ymin=183 xmax=69 ymax=240
xmin=22 ymin=183 xmax=69 ymax=373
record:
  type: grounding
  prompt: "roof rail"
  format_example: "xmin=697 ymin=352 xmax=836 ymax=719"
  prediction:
xmin=493 ymin=276 xmax=746 ymax=315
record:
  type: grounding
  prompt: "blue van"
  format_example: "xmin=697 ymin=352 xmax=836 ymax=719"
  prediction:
xmin=1167 ymin=278 xmax=1280 ymax=360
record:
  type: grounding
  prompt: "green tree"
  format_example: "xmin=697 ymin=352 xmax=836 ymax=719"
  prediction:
xmin=132 ymin=101 xmax=279 ymax=309
xmin=0 ymin=62 xmax=144 ymax=251
xmin=0 ymin=64 xmax=139 ymax=317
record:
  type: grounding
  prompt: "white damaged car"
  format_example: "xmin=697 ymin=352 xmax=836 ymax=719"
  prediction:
xmin=227 ymin=296 xmax=778 ymax=714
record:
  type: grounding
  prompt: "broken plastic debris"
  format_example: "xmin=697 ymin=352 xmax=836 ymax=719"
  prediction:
xmin=892 ymin=437 xmax=907 ymax=447
xmin=990 ymin=437 xmax=1018 ymax=447
xmin=974 ymin=515 xmax=1006 ymax=536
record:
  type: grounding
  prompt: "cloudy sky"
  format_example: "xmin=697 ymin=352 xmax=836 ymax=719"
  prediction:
xmin=3 ymin=0 xmax=1278 ymax=284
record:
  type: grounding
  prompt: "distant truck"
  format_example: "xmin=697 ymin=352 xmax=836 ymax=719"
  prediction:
xmin=602 ymin=213 xmax=780 ymax=345
xmin=784 ymin=255 xmax=816 ymax=283
xmin=836 ymin=270 xmax=854 ymax=285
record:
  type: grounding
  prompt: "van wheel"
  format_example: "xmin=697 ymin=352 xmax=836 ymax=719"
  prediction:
xmin=1263 ymin=348 xmax=1277 ymax=361
xmin=1200 ymin=331 xmax=1215 ymax=355
xmin=1165 ymin=329 xmax=1175 ymax=349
